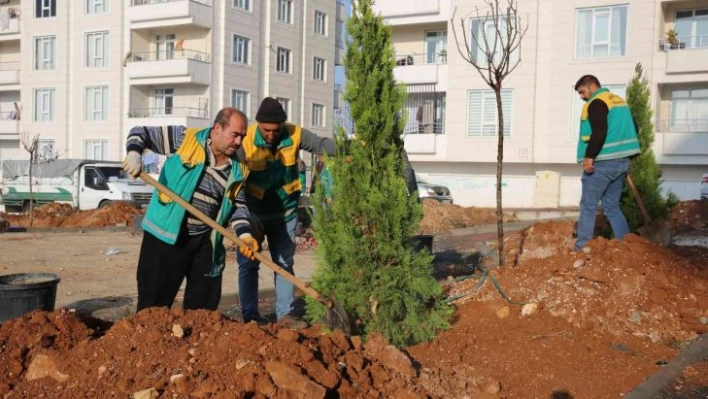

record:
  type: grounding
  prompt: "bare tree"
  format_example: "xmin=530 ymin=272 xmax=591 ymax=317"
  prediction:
xmin=20 ymin=132 xmax=40 ymax=228
xmin=451 ymin=0 xmax=527 ymax=266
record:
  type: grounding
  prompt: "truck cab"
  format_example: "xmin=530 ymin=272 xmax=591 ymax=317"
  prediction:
xmin=76 ymin=163 xmax=153 ymax=210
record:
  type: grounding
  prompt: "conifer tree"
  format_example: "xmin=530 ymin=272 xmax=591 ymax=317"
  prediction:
xmin=621 ymin=63 xmax=676 ymax=231
xmin=307 ymin=0 xmax=453 ymax=347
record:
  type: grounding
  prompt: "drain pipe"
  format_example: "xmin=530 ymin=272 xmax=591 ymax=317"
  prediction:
xmin=216 ymin=0 xmax=225 ymax=115
xmin=529 ymin=0 xmax=541 ymax=164
xmin=261 ymin=0 xmax=272 ymax=98
xmin=65 ymin=1 xmax=73 ymax=158
xmin=299 ymin=0 xmax=308 ymax=126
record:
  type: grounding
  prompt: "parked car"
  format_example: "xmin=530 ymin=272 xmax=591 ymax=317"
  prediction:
xmin=701 ymin=173 xmax=708 ymax=200
xmin=416 ymin=175 xmax=453 ymax=203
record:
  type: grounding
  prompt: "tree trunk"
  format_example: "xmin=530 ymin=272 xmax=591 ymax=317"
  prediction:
xmin=28 ymin=157 xmax=34 ymax=228
xmin=494 ymin=86 xmax=505 ymax=267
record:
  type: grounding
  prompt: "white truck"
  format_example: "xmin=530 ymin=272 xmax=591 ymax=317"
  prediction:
xmin=0 ymin=159 xmax=153 ymax=213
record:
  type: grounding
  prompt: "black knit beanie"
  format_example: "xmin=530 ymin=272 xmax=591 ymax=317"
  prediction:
xmin=255 ymin=97 xmax=287 ymax=123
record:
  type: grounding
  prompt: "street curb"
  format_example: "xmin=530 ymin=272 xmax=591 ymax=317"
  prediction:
xmin=625 ymin=334 xmax=708 ymax=398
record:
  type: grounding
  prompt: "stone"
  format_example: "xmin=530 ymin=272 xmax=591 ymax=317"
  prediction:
xmin=700 ymin=316 xmax=708 ymax=325
xmin=577 ymin=268 xmax=607 ymax=284
xmin=169 ymin=374 xmax=184 ymax=384
xmin=614 ymin=271 xmax=644 ymax=295
xmin=496 ymin=306 xmax=511 ymax=319
xmin=133 ymin=387 xmax=159 ymax=399
xmin=26 ymin=354 xmax=69 ymax=382
xmin=521 ymin=303 xmax=539 ymax=317
xmin=172 ymin=324 xmax=184 ymax=338
xmin=265 ymin=361 xmax=326 ymax=399
xmin=480 ymin=377 xmax=501 ymax=394
xmin=628 ymin=311 xmax=642 ymax=325
xmin=572 ymin=259 xmax=585 ymax=269
xmin=582 ymin=247 xmax=591 ymax=254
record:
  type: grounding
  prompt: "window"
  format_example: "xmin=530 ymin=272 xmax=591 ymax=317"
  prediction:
xmin=570 ymin=85 xmax=626 ymax=137
xmin=669 ymin=88 xmax=708 ymax=132
xmin=469 ymin=18 xmax=515 ymax=64
xmin=85 ymin=86 xmax=108 ymax=121
xmin=336 ymin=20 xmax=345 ymax=49
xmin=231 ymin=90 xmax=249 ymax=115
xmin=84 ymin=140 xmax=109 ymax=160
xmin=34 ymin=36 xmax=56 ymax=70
xmin=278 ymin=0 xmax=293 ymax=24
xmin=233 ymin=0 xmax=250 ymax=11
xmin=156 ymin=34 xmax=176 ymax=60
xmin=36 ymin=140 xmax=56 ymax=161
xmin=675 ymin=9 xmax=708 ymax=48
xmin=35 ymin=0 xmax=56 ymax=18
xmin=312 ymin=103 xmax=325 ymax=127
xmin=576 ymin=5 xmax=628 ymax=59
xmin=276 ymin=47 xmax=291 ymax=73
xmin=233 ymin=35 xmax=250 ymax=64
xmin=33 ymin=88 xmax=56 ymax=122
xmin=314 ymin=11 xmax=327 ymax=35
xmin=86 ymin=0 xmax=108 ymax=14
xmin=86 ymin=32 xmax=109 ymax=68
xmin=313 ymin=57 xmax=326 ymax=81
xmin=426 ymin=31 xmax=447 ymax=64
xmin=276 ymin=97 xmax=291 ymax=117
xmin=154 ymin=88 xmax=174 ymax=116
xmin=466 ymin=89 xmax=512 ymax=137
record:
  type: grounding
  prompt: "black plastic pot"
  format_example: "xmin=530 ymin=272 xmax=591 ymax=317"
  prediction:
xmin=0 ymin=273 xmax=60 ymax=323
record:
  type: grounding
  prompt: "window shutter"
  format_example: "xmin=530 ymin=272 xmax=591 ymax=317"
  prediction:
xmin=502 ymin=89 xmax=512 ymax=136
xmin=467 ymin=90 xmax=482 ymax=136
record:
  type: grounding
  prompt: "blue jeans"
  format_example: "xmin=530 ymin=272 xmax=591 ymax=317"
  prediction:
xmin=237 ymin=215 xmax=297 ymax=321
xmin=575 ymin=158 xmax=631 ymax=251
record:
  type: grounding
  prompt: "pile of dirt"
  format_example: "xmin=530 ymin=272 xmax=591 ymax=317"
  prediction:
xmin=1 ymin=202 xmax=143 ymax=229
xmin=667 ymin=200 xmax=708 ymax=234
xmin=0 ymin=307 xmax=497 ymax=398
xmin=418 ymin=200 xmax=516 ymax=235
xmin=448 ymin=220 xmax=708 ymax=344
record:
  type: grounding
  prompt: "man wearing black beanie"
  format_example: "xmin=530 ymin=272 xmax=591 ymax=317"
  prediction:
xmin=232 ymin=97 xmax=337 ymax=328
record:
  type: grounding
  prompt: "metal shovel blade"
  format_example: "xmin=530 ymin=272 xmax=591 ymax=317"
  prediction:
xmin=637 ymin=220 xmax=671 ymax=246
xmin=322 ymin=296 xmax=352 ymax=335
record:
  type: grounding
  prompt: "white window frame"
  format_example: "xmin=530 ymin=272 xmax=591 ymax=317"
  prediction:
xmin=86 ymin=31 xmax=109 ymax=68
xmin=231 ymin=89 xmax=249 ymax=116
xmin=84 ymin=139 xmax=109 ymax=160
xmin=575 ymin=5 xmax=628 ymax=59
xmin=35 ymin=0 xmax=56 ymax=18
xmin=86 ymin=0 xmax=108 ymax=14
xmin=674 ymin=9 xmax=708 ymax=49
xmin=468 ymin=17 xmax=516 ymax=65
xmin=569 ymin=84 xmax=626 ymax=137
xmin=313 ymin=56 xmax=326 ymax=81
xmin=232 ymin=35 xmax=251 ymax=64
xmin=466 ymin=89 xmax=513 ymax=137
xmin=314 ymin=10 xmax=327 ymax=36
xmin=276 ymin=97 xmax=291 ymax=117
xmin=33 ymin=88 xmax=56 ymax=122
xmin=154 ymin=88 xmax=174 ymax=116
xmin=276 ymin=47 xmax=291 ymax=73
xmin=84 ymin=85 xmax=109 ymax=122
xmin=156 ymin=34 xmax=176 ymax=61
xmin=312 ymin=103 xmax=325 ymax=128
xmin=34 ymin=36 xmax=56 ymax=70
xmin=669 ymin=88 xmax=708 ymax=132
xmin=36 ymin=139 xmax=56 ymax=162
xmin=232 ymin=0 xmax=250 ymax=12
xmin=277 ymin=0 xmax=293 ymax=24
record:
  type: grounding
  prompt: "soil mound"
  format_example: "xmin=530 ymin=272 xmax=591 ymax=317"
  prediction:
xmin=667 ymin=200 xmax=708 ymax=234
xmin=0 ymin=307 xmax=479 ymax=398
xmin=419 ymin=200 xmax=516 ymax=234
xmin=1 ymin=201 xmax=143 ymax=228
xmin=449 ymin=220 xmax=708 ymax=343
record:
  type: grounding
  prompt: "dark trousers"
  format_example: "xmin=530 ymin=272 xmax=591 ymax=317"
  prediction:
xmin=136 ymin=230 xmax=222 ymax=311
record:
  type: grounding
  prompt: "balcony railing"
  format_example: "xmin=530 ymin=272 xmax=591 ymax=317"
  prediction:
xmin=0 ymin=111 xmax=20 ymax=121
xmin=660 ymin=35 xmax=708 ymax=51
xmin=0 ymin=61 xmax=19 ymax=70
xmin=403 ymin=122 xmax=444 ymax=135
xmin=130 ymin=0 xmax=211 ymax=5
xmin=128 ymin=49 xmax=210 ymax=63
xmin=395 ymin=53 xmax=448 ymax=66
xmin=128 ymin=107 xmax=209 ymax=119
xmin=656 ymin=119 xmax=708 ymax=133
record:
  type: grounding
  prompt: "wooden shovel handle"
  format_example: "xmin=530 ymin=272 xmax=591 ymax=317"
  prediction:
xmin=626 ymin=174 xmax=650 ymax=223
xmin=138 ymin=172 xmax=332 ymax=308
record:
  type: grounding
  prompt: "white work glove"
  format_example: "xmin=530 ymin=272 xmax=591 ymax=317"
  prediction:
xmin=122 ymin=151 xmax=142 ymax=178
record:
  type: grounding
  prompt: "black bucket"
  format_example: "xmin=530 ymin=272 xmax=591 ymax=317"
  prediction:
xmin=410 ymin=234 xmax=434 ymax=253
xmin=0 ymin=273 xmax=60 ymax=323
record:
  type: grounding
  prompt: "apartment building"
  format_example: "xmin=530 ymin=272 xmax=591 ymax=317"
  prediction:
xmin=0 ymin=0 xmax=344 ymax=164
xmin=373 ymin=0 xmax=708 ymax=207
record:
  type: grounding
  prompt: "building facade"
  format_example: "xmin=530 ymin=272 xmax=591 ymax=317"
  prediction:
xmin=0 ymin=0 xmax=343 ymax=163
xmin=373 ymin=0 xmax=708 ymax=207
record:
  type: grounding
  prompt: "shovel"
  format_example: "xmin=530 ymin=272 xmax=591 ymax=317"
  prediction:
xmin=138 ymin=172 xmax=352 ymax=334
xmin=625 ymin=174 xmax=671 ymax=246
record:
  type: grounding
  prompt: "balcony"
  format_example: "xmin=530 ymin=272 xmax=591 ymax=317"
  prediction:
xmin=663 ymin=36 xmax=708 ymax=74
xmin=373 ymin=0 xmax=448 ymax=25
xmin=0 ymin=114 xmax=20 ymax=141
xmin=0 ymin=15 xmax=20 ymax=40
xmin=0 ymin=62 xmax=20 ymax=90
xmin=126 ymin=50 xmax=211 ymax=86
xmin=127 ymin=0 xmax=212 ymax=30
xmin=128 ymin=106 xmax=210 ymax=129
xmin=655 ymin=119 xmax=708 ymax=156
xmin=393 ymin=53 xmax=448 ymax=90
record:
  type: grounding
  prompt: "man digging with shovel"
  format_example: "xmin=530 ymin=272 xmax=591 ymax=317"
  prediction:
xmin=574 ymin=75 xmax=640 ymax=252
